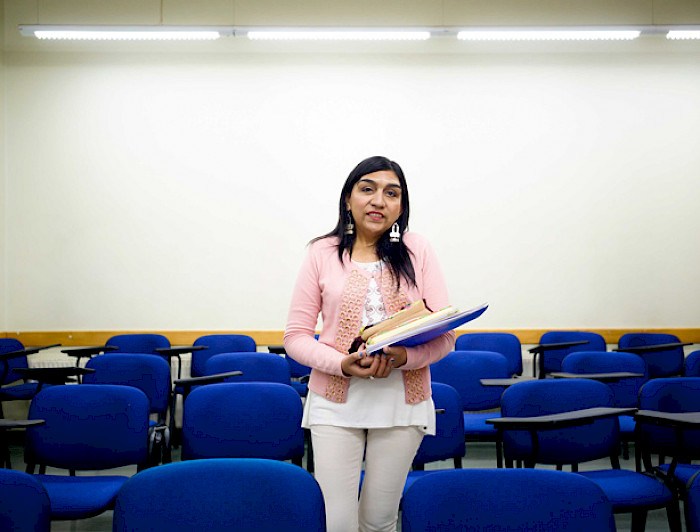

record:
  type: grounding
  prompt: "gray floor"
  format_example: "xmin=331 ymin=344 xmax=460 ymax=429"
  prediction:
xmin=6 ymin=437 xmax=682 ymax=531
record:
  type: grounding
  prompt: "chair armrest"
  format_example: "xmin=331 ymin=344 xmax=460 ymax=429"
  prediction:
xmin=13 ymin=366 xmax=95 ymax=385
xmin=61 ymin=345 xmax=117 ymax=358
xmin=0 ymin=344 xmax=62 ymax=361
xmin=527 ymin=340 xmax=590 ymax=354
xmin=487 ymin=407 xmax=637 ymax=431
xmin=614 ymin=342 xmax=693 ymax=353
xmin=155 ymin=346 xmax=208 ymax=356
xmin=480 ymin=377 xmax=535 ymax=387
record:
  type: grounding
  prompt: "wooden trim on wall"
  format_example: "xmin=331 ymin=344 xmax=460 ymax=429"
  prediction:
xmin=3 ymin=328 xmax=700 ymax=347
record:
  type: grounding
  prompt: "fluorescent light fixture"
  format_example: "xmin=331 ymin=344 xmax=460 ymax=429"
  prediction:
xmin=457 ymin=29 xmax=640 ymax=41
xmin=18 ymin=25 xmax=232 ymax=40
xmin=667 ymin=30 xmax=700 ymax=40
xmin=247 ymin=29 xmax=431 ymax=41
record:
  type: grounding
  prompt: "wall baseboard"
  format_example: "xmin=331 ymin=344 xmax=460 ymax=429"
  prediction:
xmin=3 ymin=328 xmax=699 ymax=347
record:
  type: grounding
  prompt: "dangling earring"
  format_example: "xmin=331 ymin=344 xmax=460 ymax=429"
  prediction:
xmin=389 ymin=223 xmax=401 ymax=243
xmin=344 ymin=212 xmax=355 ymax=235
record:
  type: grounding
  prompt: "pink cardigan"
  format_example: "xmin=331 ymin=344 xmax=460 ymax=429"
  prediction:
xmin=284 ymin=233 xmax=455 ymax=405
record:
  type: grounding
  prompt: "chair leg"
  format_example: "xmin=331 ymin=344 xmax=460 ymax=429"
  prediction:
xmin=496 ymin=440 xmax=503 ymax=469
xmin=666 ymin=498 xmax=682 ymax=532
xmin=630 ymin=510 xmax=647 ymax=532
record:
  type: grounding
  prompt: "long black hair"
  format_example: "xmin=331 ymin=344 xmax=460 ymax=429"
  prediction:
xmin=312 ymin=155 xmax=416 ymax=290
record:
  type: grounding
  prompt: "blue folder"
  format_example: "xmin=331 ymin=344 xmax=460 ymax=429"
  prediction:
xmin=366 ymin=302 xmax=488 ymax=354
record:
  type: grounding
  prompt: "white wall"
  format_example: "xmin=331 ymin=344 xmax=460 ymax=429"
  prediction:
xmin=4 ymin=46 xmax=700 ymax=332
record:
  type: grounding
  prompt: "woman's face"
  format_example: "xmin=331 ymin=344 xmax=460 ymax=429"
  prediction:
xmin=346 ymin=170 xmax=403 ymax=244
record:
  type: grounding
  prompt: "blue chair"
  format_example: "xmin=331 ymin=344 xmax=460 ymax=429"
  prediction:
xmin=455 ymin=332 xmax=523 ymax=377
xmin=401 ymin=468 xmax=615 ymax=531
xmin=686 ymin=472 xmax=700 ymax=532
xmin=561 ymin=350 xmax=648 ymax=464
xmin=181 ymin=382 xmax=305 ymax=468
xmin=285 ymin=355 xmax=312 ymax=397
xmin=685 ymin=351 xmax=700 ymax=377
xmin=403 ymin=383 xmax=464 ymax=497
xmin=205 ymin=352 xmax=292 ymax=385
xmin=113 ymin=458 xmax=325 ymax=532
xmin=191 ymin=334 xmax=256 ymax=378
xmin=83 ymin=353 xmax=173 ymax=463
xmin=498 ymin=379 xmax=680 ymax=532
xmin=637 ymin=378 xmax=700 ymax=489
xmin=106 ymin=333 xmax=171 ymax=354
xmin=25 ymin=384 xmax=151 ymax=521
xmin=430 ymin=350 xmax=509 ymax=467
xmin=618 ymin=333 xmax=686 ymax=378
xmin=0 ymin=469 xmax=51 ymax=532
xmin=0 ymin=339 xmax=52 ymax=417
xmin=531 ymin=330 xmax=607 ymax=378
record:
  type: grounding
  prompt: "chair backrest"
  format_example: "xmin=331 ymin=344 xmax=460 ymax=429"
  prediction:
xmin=561 ymin=350 xmax=648 ymax=408
xmin=181 ymin=382 xmax=304 ymax=461
xmin=205 ymin=352 xmax=291 ymax=385
xmin=113 ymin=458 xmax=325 ymax=532
xmin=413 ymin=383 xmax=465 ymax=467
xmin=0 ymin=338 xmax=28 ymax=385
xmin=401 ymin=468 xmax=615 ymax=532
xmin=539 ymin=331 xmax=607 ymax=374
xmin=618 ymin=332 xmax=684 ymax=378
xmin=285 ymin=355 xmax=312 ymax=379
xmin=192 ymin=334 xmax=257 ymax=378
xmin=455 ymin=332 xmax=523 ymax=377
xmin=0 ymin=469 xmax=51 ymax=532
xmin=106 ymin=334 xmax=171 ymax=354
xmin=500 ymin=379 xmax=617 ymax=465
xmin=84 ymin=353 xmax=172 ymax=415
xmin=430 ymin=351 xmax=509 ymax=411
xmin=686 ymin=351 xmax=700 ymax=377
xmin=637 ymin=377 xmax=700 ymax=457
xmin=27 ymin=384 xmax=150 ymax=470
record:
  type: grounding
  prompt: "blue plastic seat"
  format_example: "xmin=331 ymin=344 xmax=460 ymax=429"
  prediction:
xmin=685 ymin=351 xmax=700 ymax=377
xmin=191 ymin=334 xmax=257 ymax=378
xmin=401 ymin=468 xmax=615 ymax=531
xmin=205 ymin=352 xmax=292 ymax=384
xmin=84 ymin=353 xmax=173 ymax=463
xmin=0 ymin=339 xmax=46 ymax=418
xmin=25 ymin=384 xmax=151 ymax=521
xmin=403 ymin=382 xmax=465 ymax=497
xmin=499 ymin=378 xmax=680 ymax=531
xmin=533 ymin=330 xmax=606 ymax=377
xmin=181 ymin=382 xmax=305 ymax=468
xmin=113 ymin=458 xmax=325 ymax=532
xmin=430 ymin=350 xmax=509 ymax=467
xmin=0 ymin=469 xmax=51 ymax=531
xmin=455 ymin=332 xmax=523 ymax=377
xmin=618 ymin=332 xmax=685 ymax=378
xmin=562 ymin=350 xmax=648 ymax=464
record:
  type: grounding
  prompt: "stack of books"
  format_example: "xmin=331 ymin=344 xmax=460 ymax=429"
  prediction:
xmin=358 ymin=301 xmax=488 ymax=355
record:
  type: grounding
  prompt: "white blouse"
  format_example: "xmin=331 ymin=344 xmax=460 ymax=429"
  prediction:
xmin=301 ymin=260 xmax=436 ymax=435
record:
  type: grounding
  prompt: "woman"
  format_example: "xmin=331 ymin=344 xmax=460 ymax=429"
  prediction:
xmin=284 ymin=155 xmax=455 ymax=532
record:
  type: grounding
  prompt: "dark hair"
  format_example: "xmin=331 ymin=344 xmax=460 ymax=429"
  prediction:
xmin=312 ymin=155 xmax=416 ymax=289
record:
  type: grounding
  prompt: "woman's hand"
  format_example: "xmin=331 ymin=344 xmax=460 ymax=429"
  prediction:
xmin=383 ymin=345 xmax=408 ymax=368
xmin=341 ymin=347 xmax=394 ymax=379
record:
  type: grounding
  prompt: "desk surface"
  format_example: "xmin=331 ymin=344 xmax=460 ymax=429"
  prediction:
xmin=0 ymin=419 xmax=45 ymax=429
xmin=549 ymin=371 xmax=644 ymax=382
xmin=14 ymin=366 xmax=95 ymax=385
xmin=634 ymin=409 xmax=700 ymax=428
xmin=480 ymin=377 xmax=536 ymax=387
xmin=528 ymin=340 xmax=589 ymax=354
xmin=614 ymin=342 xmax=693 ymax=353
xmin=487 ymin=407 xmax=637 ymax=430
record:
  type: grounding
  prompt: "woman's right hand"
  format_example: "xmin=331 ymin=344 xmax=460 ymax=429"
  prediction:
xmin=341 ymin=351 xmax=392 ymax=379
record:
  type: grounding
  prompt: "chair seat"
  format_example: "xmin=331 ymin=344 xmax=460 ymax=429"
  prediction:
xmin=578 ymin=469 xmax=673 ymax=512
xmin=404 ymin=470 xmax=438 ymax=496
xmin=291 ymin=381 xmax=308 ymax=397
xmin=36 ymin=474 xmax=129 ymax=520
xmin=464 ymin=412 xmax=500 ymax=436
xmin=618 ymin=414 xmax=635 ymax=435
xmin=658 ymin=463 xmax=700 ymax=486
xmin=0 ymin=382 xmax=46 ymax=400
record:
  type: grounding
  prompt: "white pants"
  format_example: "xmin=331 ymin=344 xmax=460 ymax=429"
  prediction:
xmin=310 ymin=425 xmax=424 ymax=532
